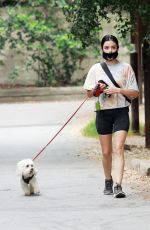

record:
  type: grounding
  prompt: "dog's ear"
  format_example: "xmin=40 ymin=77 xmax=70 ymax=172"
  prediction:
xmin=16 ymin=160 xmax=25 ymax=176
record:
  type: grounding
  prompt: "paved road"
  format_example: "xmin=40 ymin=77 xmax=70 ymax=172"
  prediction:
xmin=0 ymin=100 xmax=149 ymax=230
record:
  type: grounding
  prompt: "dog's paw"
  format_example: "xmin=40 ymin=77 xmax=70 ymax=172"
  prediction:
xmin=35 ymin=190 xmax=40 ymax=195
xmin=34 ymin=192 xmax=40 ymax=196
xmin=30 ymin=191 xmax=40 ymax=196
xmin=33 ymin=187 xmax=40 ymax=194
xmin=24 ymin=192 xmax=31 ymax=196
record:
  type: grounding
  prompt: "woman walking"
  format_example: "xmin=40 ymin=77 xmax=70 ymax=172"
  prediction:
xmin=83 ymin=35 xmax=139 ymax=198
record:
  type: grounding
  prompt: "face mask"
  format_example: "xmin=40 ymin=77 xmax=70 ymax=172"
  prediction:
xmin=102 ymin=51 xmax=118 ymax=61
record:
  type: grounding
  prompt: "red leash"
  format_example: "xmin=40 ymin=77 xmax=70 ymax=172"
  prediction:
xmin=32 ymin=97 xmax=88 ymax=161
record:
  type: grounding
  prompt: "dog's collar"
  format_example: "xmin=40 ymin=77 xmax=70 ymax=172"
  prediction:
xmin=22 ymin=175 xmax=34 ymax=184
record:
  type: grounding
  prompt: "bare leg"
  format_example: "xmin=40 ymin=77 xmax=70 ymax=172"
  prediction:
xmin=100 ymin=134 xmax=112 ymax=179
xmin=113 ymin=130 xmax=127 ymax=185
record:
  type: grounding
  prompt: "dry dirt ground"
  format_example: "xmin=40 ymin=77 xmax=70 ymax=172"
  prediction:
xmin=124 ymin=138 xmax=150 ymax=200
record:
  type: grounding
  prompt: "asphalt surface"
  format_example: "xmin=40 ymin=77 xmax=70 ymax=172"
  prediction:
xmin=0 ymin=100 xmax=150 ymax=230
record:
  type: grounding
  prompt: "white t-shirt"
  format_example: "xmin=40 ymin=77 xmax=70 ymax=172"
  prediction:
xmin=83 ymin=62 xmax=139 ymax=110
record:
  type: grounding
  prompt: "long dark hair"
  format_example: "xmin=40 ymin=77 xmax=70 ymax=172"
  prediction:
xmin=101 ymin=35 xmax=119 ymax=49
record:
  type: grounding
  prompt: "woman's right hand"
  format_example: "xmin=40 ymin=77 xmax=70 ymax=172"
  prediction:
xmin=93 ymin=84 xmax=103 ymax=97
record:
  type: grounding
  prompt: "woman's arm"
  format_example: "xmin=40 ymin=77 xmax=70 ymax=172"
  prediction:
xmin=87 ymin=90 xmax=94 ymax=98
xmin=119 ymin=88 xmax=139 ymax=99
xmin=104 ymin=87 xmax=139 ymax=99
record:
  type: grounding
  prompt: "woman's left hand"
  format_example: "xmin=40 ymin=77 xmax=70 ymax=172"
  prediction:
xmin=103 ymin=87 xmax=120 ymax=95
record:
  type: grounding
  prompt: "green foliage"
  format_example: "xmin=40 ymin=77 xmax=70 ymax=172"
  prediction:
xmin=9 ymin=65 xmax=20 ymax=83
xmin=1 ymin=0 xmax=149 ymax=85
xmin=64 ymin=0 xmax=150 ymax=47
xmin=54 ymin=33 xmax=87 ymax=85
xmin=0 ymin=1 xmax=89 ymax=86
xmin=82 ymin=118 xmax=98 ymax=138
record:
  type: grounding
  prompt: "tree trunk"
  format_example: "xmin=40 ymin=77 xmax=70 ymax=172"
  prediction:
xmin=130 ymin=52 xmax=139 ymax=133
xmin=143 ymin=40 xmax=150 ymax=148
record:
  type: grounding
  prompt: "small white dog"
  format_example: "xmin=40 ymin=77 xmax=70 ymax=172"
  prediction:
xmin=16 ymin=159 xmax=40 ymax=196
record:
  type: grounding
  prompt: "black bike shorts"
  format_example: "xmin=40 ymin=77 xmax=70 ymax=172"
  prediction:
xmin=96 ymin=107 xmax=129 ymax=135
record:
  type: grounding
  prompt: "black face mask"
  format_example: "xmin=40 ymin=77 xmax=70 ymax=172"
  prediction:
xmin=102 ymin=51 xmax=118 ymax=61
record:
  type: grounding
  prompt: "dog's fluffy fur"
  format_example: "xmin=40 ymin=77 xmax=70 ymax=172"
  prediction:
xmin=16 ymin=159 xmax=40 ymax=196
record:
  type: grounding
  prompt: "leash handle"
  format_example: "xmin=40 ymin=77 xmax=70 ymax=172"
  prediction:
xmin=32 ymin=97 xmax=88 ymax=161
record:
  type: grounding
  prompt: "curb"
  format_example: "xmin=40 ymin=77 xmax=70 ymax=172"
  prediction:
xmin=124 ymin=134 xmax=150 ymax=177
xmin=0 ymin=86 xmax=86 ymax=103
xmin=127 ymin=158 xmax=150 ymax=176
